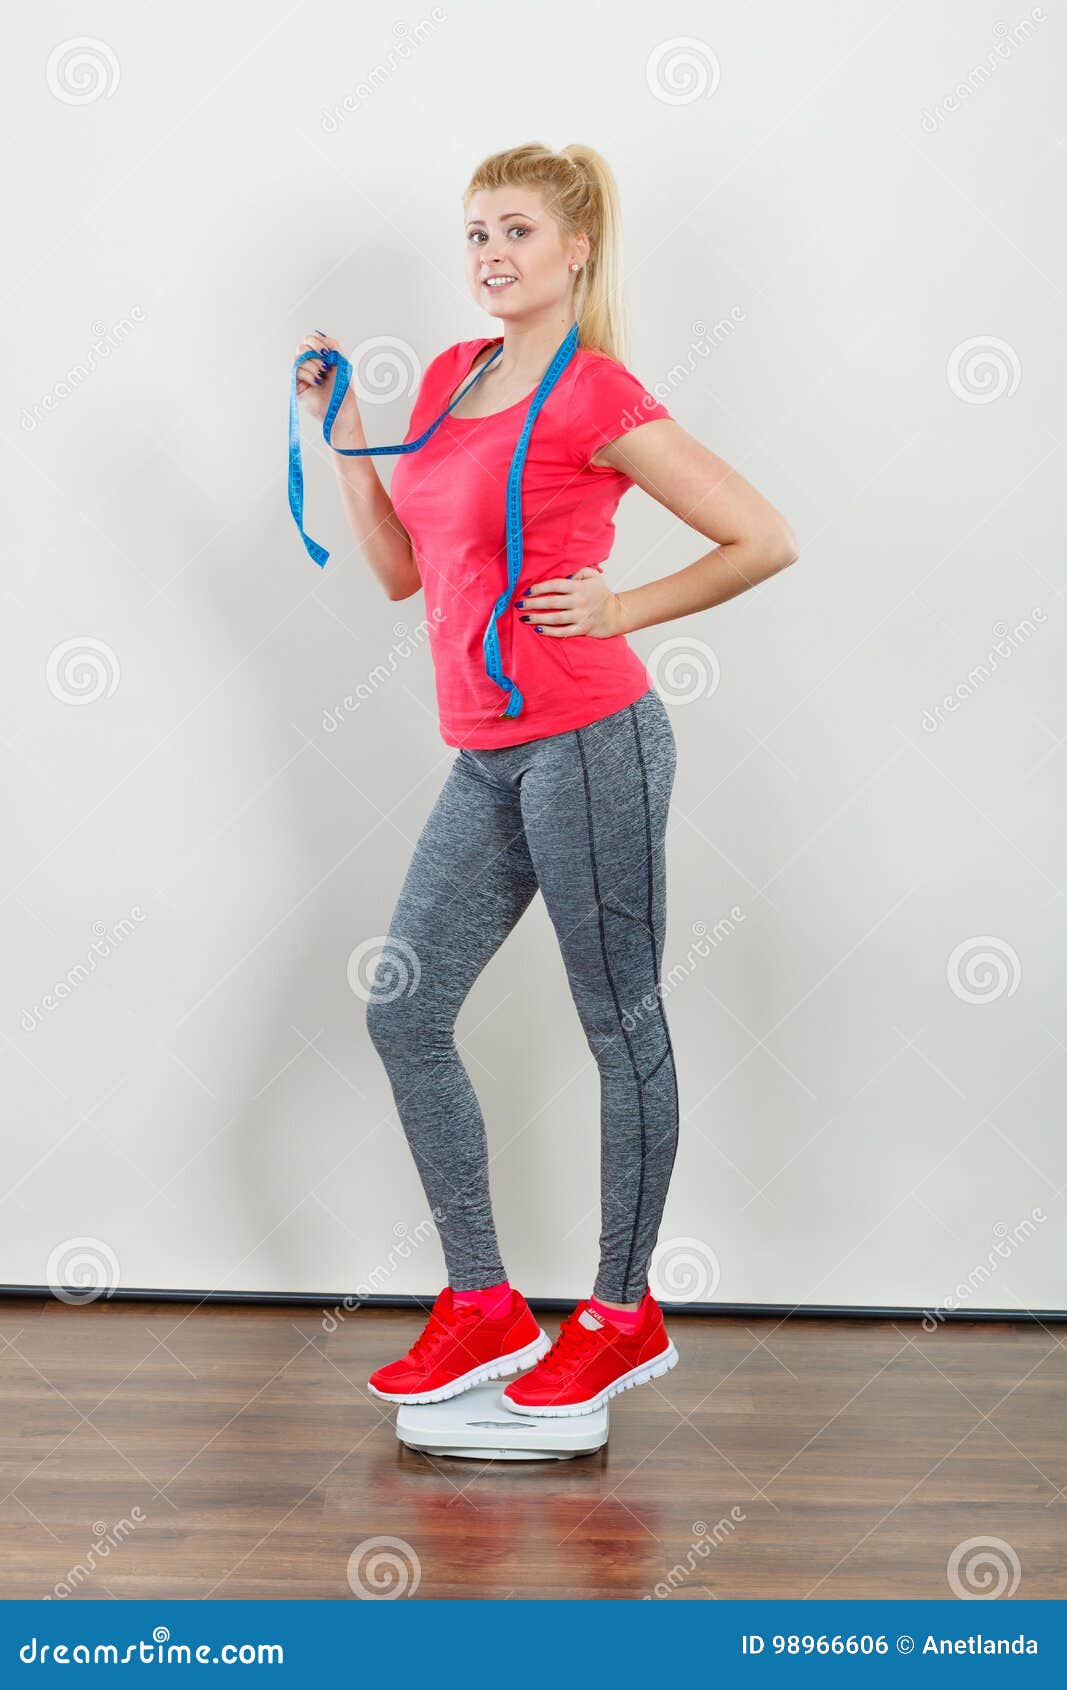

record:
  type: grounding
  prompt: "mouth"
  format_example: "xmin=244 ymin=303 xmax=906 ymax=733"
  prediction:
xmin=482 ymin=275 xmax=519 ymax=291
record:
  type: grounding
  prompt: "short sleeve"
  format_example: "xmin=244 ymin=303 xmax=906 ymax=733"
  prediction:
xmin=565 ymin=352 xmax=673 ymax=472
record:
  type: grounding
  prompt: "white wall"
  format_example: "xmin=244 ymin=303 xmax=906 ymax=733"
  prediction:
xmin=3 ymin=0 xmax=1064 ymax=1311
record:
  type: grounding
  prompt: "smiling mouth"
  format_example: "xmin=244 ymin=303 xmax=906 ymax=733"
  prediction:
xmin=483 ymin=276 xmax=518 ymax=290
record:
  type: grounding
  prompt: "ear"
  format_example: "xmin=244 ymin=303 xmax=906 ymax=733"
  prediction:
xmin=572 ymin=230 xmax=591 ymax=269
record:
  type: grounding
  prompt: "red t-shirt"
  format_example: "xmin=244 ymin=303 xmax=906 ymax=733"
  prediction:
xmin=389 ymin=337 xmax=672 ymax=748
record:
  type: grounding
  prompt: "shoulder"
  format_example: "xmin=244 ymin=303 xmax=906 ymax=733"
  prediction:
xmin=406 ymin=338 xmax=494 ymax=418
xmin=566 ymin=345 xmax=672 ymax=438
xmin=425 ymin=336 xmax=498 ymax=386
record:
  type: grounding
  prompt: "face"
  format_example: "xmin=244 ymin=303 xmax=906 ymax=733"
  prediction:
xmin=464 ymin=185 xmax=588 ymax=321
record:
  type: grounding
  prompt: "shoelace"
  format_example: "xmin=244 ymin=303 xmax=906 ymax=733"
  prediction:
xmin=406 ymin=1300 xmax=480 ymax=1365
xmin=535 ymin=1308 xmax=605 ymax=1377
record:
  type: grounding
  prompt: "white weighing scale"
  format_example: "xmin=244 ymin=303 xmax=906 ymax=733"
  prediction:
xmin=396 ymin=1382 xmax=609 ymax=1461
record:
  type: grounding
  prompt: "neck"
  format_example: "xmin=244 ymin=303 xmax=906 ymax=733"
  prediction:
xmin=492 ymin=309 xmax=577 ymax=379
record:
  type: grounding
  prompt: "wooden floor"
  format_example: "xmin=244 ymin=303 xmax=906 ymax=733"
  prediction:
xmin=0 ymin=1297 xmax=1063 ymax=1600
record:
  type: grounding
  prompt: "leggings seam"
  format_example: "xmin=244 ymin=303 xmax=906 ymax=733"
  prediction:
xmin=575 ymin=706 xmax=651 ymax=1301
xmin=630 ymin=703 xmax=681 ymax=1207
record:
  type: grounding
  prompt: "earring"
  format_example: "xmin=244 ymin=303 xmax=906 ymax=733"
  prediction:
xmin=570 ymin=261 xmax=580 ymax=272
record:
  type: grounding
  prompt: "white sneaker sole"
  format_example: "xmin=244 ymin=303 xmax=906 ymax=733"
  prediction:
xmin=502 ymin=1339 xmax=679 ymax=1417
xmin=368 ymin=1328 xmax=552 ymax=1406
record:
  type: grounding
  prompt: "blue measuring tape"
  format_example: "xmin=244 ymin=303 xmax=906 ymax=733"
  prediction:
xmin=288 ymin=323 xmax=581 ymax=719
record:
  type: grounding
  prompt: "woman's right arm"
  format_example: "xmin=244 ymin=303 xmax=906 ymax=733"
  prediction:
xmin=295 ymin=331 xmax=422 ymax=602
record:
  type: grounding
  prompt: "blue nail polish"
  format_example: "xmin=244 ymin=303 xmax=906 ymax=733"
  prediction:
xmin=516 ymin=599 xmax=525 ymax=607
xmin=534 ymin=625 xmax=543 ymax=633
xmin=520 ymin=615 xmax=530 ymax=622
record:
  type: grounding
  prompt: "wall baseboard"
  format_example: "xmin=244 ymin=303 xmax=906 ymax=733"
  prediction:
xmin=1 ymin=1286 xmax=1063 ymax=1321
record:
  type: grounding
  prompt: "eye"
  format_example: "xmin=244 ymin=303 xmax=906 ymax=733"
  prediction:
xmin=466 ymin=229 xmax=487 ymax=245
xmin=506 ymin=224 xmax=531 ymax=239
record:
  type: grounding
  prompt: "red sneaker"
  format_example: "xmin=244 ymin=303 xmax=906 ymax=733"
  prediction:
xmin=502 ymin=1290 xmax=678 ymax=1416
xmin=367 ymin=1286 xmax=550 ymax=1405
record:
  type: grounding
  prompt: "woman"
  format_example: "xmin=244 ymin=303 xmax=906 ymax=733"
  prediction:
xmin=294 ymin=143 xmax=797 ymax=1417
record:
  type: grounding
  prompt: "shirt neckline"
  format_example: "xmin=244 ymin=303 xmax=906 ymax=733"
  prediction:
xmin=443 ymin=337 xmax=569 ymax=425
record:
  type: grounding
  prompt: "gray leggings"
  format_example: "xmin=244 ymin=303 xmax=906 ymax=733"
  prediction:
xmin=365 ymin=685 xmax=679 ymax=1303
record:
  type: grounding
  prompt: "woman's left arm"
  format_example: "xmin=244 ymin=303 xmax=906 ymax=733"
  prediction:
xmin=521 ymin=419 xmax=800 ymax=639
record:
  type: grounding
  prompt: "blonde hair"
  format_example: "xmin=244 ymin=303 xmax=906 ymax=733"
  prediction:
xmin=463 ymin=142 xmax=628 ymax=364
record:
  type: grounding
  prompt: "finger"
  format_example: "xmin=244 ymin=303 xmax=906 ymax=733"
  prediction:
xmin=297 ymin=335 xmax=335 ymax=362
xmin=296 ymin=348 xmax=329 ymax=370
xmin=296 ymin=360 xmax=330 ymax=391
xmin=520 ymin=609 xmax=577 ymax=625
xmin=516 ymin=592 xmax=571 ymax=608
xmin=520 ymin=577 xmax=574 ymax=598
